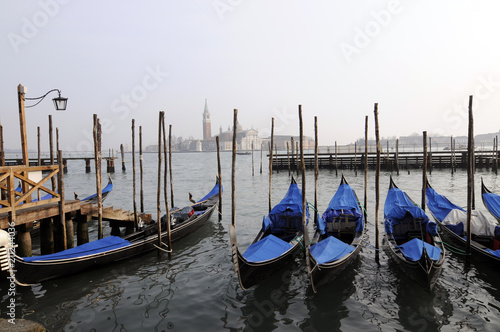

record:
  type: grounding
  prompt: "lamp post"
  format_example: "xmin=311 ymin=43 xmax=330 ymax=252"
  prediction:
xmin=17 ymin=83 xmax=68 ymax=167
xmin=16 ymin=84 xmax=68 ymax=257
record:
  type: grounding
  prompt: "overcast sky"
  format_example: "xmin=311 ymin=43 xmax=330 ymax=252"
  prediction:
xmin=2 ymin=0 xmax=500 ymax=152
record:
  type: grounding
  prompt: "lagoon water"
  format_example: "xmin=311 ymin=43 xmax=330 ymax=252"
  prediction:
xmin=1 ymin=152 xmax=500 ymax=331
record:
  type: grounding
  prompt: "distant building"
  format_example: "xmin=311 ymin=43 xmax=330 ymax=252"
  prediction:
xmin=202 ymin=99 xmax=211 ymax=141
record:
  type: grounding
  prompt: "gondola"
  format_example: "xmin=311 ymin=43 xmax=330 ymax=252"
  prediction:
xmin=384 ymin=177 xmax=445 ymax=290
xmin=0 ymin=179 xmax=221 ymax=285
xmin=308 ymin=174 xmax=364 ymax=291
xmin=481 ymin=178 xmax=500 ymax=222
xmin=75 ymin=176 xmax=114 ymax=203
xmin=426 ymin=180 xmax=500 ymax=264
xmin=229 ymin=177 xmax=308 ymax=289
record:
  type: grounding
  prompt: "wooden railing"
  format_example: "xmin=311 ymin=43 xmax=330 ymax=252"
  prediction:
xmin=0 ymin=165 xmax=60 ymax=214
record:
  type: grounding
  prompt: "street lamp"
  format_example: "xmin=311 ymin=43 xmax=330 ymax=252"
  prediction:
xmin=17 ymin=84 xmax=68 ymax=167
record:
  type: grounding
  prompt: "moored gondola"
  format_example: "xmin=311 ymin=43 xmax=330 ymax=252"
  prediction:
xmin=481 ymin=178 xmax=500 ymax=223
xmin=229 ymin=177 xmax=308 ymax=290
xmin=384 ymin=177 xmax=445 ymax=290
xmin=308 ymin=174 xmax=364 ymax=291
xmin=426 ymin=179 xmax=500 ymax=264
xmin=0 ymin=179 xmax=221 ymax=285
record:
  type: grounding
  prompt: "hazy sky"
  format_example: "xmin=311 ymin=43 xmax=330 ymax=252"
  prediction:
xmin=2 ymin=0 xmax=500 ymax=152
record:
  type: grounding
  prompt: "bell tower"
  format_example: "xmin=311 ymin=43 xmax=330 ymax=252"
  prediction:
xmin=203 ymin=99 xmax=211 ymax=140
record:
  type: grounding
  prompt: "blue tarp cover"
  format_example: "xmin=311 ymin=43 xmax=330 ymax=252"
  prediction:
xmin=198 ymin=182 xmax=222 ymax=203
xmin=310 ymin=235 xmax=355 ymax=265
xmin=483 ymin=192 xmax=500 ymax=220
xmin=485 ymin=248 xmax=500 ymax=258
xmin=398 ymin=238 xmax=442 ymax=261
xmin=425 ymin=187 xmax=465 ymax=222
xmin=384 ymin=186 xmax=436 ymax=236
xmin=242 ymin=234 xmax=293 ymax=263
xmin=23 ymin=236 xmax=131 ymax=262
xmin=262 ymin=182 xmax=308 ymax=232
xmin=318 ymin=183 xmax=364 ymax=235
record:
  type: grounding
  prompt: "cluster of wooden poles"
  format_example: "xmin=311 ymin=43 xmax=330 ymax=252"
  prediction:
xmin=231 ymin=96 xmax=479 ymax=263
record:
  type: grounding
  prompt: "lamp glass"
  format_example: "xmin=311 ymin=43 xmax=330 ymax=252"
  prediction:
xmin=52 ymin=96 xmax=68 ymax=111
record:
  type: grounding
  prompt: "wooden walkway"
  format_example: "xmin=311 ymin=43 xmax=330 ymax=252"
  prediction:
xmin=272 ymin=149 xmax=499 ymax=171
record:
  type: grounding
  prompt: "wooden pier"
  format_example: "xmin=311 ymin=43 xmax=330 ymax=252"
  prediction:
xmin=3 ymin=156 xmax=118 ymax=173
xmin=272 ymin=149 xmax=500 ymax=171
xmin=0 ymin=164 xmax=150 ymax=257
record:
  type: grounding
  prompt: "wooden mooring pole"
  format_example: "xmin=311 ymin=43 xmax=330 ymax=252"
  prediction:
xmin=466 ymin=95 xmax=474 ymax=257
xmin=140 ymin=126 xmax=144 ymax=213
xmin=132 ymin=119 xmax=138 ymax=232
xmin=49 ymin=115 xmax=55 ymax=191
xmin=314 ymin=116 xmax=319 ymax=226
xmin=216 ymin=136 xmax=222 ymax=221
xmin=37 ymin=126 xmax=41 ymax=167
xmin=157 ymin=112 xmax=163 ymax=249
xmin=395 ymin=139 xmax=400 ymax=175
xmin=374 ymin=104 xmax=381 ymax=260
xmin=232 ymin=109 xmax=238 ymax=228
xmin=120 ymin=143 xmax=126 ymax=171
xmin=169 ymin=125 xmax=174 ymax=208
xmin=269 ymin=118 xmax=275 ymax=213
xmin=162 ymin=112 xmax=172 ymax=255
xmin=422 ymin=131 xmax=427 ymax=211
xmin=93 ymin=115 xmax=103 ymax=239
xmin=364 ymin=115 xmax=368 ymax=220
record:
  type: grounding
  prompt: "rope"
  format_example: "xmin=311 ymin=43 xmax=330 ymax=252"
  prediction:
xmin=357 ymin=201 xmax=368 ymax=218
xmin=294 ymin=235 xmax=305 ymax=250
xmin=359 ymin=238 xmax=381 ymax=251
xmin=306 ymin=202 xmax=318 ymax=212
xmin=436 ymin=240 xmax=471 ymax=256
xmin=153 ymin=242 xmax=172 ymax=253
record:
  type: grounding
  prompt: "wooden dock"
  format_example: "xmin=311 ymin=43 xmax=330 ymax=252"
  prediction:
xmin=3 ymin=156 xmax=118 ymax=173
xmin=272 ymin=149 xmax=499 ymax=171
xmin=0 ymin=164 xmax=150 ymax=258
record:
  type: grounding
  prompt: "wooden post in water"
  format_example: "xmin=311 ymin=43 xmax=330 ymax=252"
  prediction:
xmin=252 ymin=141 xmax=254 ymax=176
xmin=216 ymin=136 xmax=222 ymax=221
xmin=269 ymin=118 xmax=275 ymax=213
xmin=451 ymin=136 xmax=455 ymax=174
xmin=374 ymin=104 xmax=381 ymax=257
xmin=120 ymin=144 xmax=126 ymax=171
xmin=93 ymin=115 xmax=103 ymax=239
xmin=37 ymin=126 xmax=41 ymax=166
xmin=157 ymin=112 xmax=163 ymax=249
xmin=291 ymin=137 xmax=295 ymax=174
xmin=314 ymin=116 xmax=319 ymax=226
xmin=49 ymin=115 xmax=55 ymax=191
xmin=296 ymin=141 xmax=300 ymax=175
xmin=335 ymin=141 xmax=338 ymax=176
xmin=275 ymin=144 xmax=279 ymax=173
xmin=429 ymin=137 xmax=433 ymax=175
xmin=232 ymin=109 xmax=238 ymax=228
xmin=169 ymin=125 xmax=174 ymax=208
xmin=354 ymin=142 xmax=357 ymax=175
xmin=496 ymin=135 xmax=498 ymax=175
xmin=57 ymin=150 xmax=68 ymax=251
xmin=132 ymin=119 xmax=138 ymax=232
xmin=58 ymin=150 xmax=72 ymax=249
xmin=260 ymin=142 xmax=263 ymax=174
xmin=364 ymin=115 xmax=368 ymax=220
xmin=0 ymin=124 xmax=4 ymax=167
xmin=466 ymin=95 xmax=474 ymax=256
xmin=287 ymin=141 xmax=291 ymax=176
xmin=299 ymin=105 xmax=313 ymax=290
xmin=139 ymin=126 xmax=144 ymax=213
xmin=162 ymin=112 xmax=172 ymax=254
xmin=395 ymin=139 xmax=399 ymax=175
xmin=422 ymin=131 xmax=427 ymax=211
